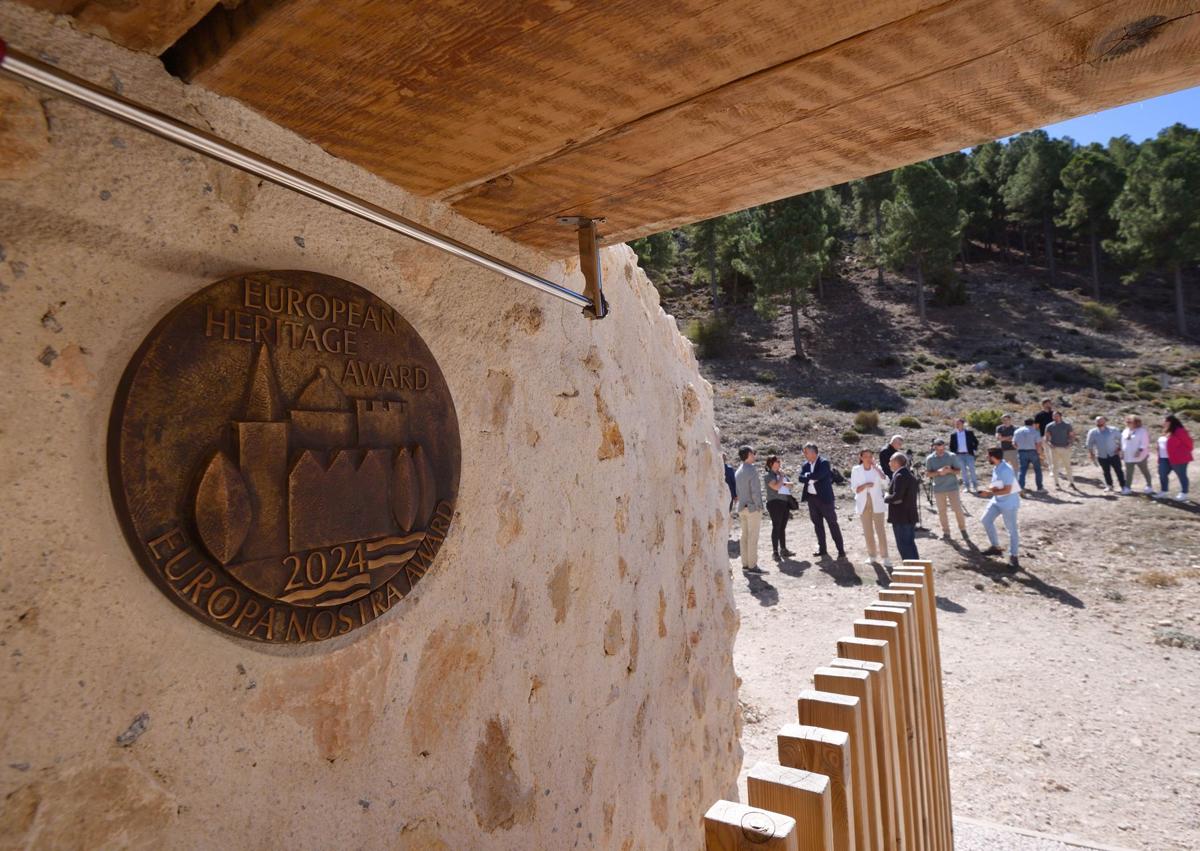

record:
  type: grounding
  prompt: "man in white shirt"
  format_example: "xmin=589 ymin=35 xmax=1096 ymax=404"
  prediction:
xmin=980 ymin=447 xmax=1021 ymax=570
xmin=1012 ymin=418 xmax=1045 ymax=492
xmin=947 ymin=418 xmax=979 ymax=493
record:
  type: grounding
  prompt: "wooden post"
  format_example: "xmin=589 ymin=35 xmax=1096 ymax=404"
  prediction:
xmin=704 ymin=800 xmax=800 ymax=851
xmin=865 ymin=602 xmax=933 ymax=850
xmin=829 ymin=657 xmax=902 ymax=851
xmin=880 ymin=588 xmax=948 ymax=851
xmin=798 ymin=691 xmax=869 ymax=851
xmin=778 ymin=724 xmax=854 ymax=851
xmin=813 ymin=668 xmax=884 ymax=851
xmin=835 ymin=638 xmax=907 ymax=849
xmin=846 ymin=626 xmax=921 ymax=851
xmin=894 ymin=562 xmax=954 ymax=850
xmin=747 ymin=761 xmax=835 ymax=851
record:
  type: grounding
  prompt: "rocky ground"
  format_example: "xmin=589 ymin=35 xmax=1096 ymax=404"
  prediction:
xmin=659 ymin=255 xmax=1200 ymax=850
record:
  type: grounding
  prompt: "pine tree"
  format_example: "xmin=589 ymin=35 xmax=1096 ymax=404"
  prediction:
xmin=628 ymin=231 xmax=676 ymax=286
xmin=881 ymin=162 xmax=966 ymax=321
xmin=1107 ymin=123 xmax=1200 ymax=336
xmin=685 ymin=218 xmax=722 ymax=309
xmin=998 ymin=132 xmax=1040 ymax=265
xmin=850 ymin=173 xmax=893 ymax=283
xmin=1055 ymin=145 xmax=1124 ymax=299
xmin=933 ymin=151 xmax=986 ymax=268
xmin=969 ymin=141 xmax=1008 ymax=259
xmin=1002 ymin=130 xmax=1073 ymax=284
xmin=743 ymin=191 xmax=838 ymax=358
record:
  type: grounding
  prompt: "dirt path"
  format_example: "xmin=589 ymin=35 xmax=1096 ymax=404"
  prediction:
xmin=730 ymin=480 xmax=1200 ymax=850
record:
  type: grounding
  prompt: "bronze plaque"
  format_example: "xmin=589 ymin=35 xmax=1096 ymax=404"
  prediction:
xmin=108 ymin=270 xmax=460 ymax=643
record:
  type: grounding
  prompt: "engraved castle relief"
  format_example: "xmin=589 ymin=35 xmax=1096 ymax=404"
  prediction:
xmin=109 ymin=271 xmax=460 ymax=643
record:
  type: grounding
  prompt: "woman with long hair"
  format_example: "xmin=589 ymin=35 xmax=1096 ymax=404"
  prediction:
xmin=1156 ymin=414 xmax=1193 ymax=501
xmin=763 ymin=455 xmax=794 ymax=559
xmin=850 ymin=448 xmax=891 ymax=567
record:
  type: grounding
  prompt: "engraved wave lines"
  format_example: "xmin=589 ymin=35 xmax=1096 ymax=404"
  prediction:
xmin=279 ymin=573 xmax=371 ymax=604
xmin=367 ymin=551 xmax=416 ymax=571
xmin=366 ymin=532 xmax=425 ymax=552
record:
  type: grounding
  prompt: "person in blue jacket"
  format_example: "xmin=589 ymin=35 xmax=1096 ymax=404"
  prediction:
xmin=723 ymin=453 xmax=737 ymax=512
xmin=796 ymin=442 xmax=846 ymax=559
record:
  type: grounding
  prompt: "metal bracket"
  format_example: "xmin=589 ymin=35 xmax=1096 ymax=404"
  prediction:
xmin=558 ymin=216 xmax=609 ymax=320
xmin=0 ymin=37 xmax=604 ymax=317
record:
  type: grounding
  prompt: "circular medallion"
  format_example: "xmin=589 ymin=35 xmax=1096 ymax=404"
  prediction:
xmin=108 ymin=270 xmax=460 ymax=643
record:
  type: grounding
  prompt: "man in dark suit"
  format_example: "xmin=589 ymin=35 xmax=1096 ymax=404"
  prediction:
xmin=885 ymin=452 xmax=921 ymax=560
xmin=879 ymin=435 xmax=904 ymax=480
xmin=797 ymin=442 xmax=846 ymax=559
xmin=947 ymin=418 xmax=980 ymax=493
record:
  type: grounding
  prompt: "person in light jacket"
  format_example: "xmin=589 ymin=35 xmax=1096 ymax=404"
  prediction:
xmin=884 ymin=452 xmax=920 ymax=561
xmin=850 ymin=449 xmax=891 ymax=568
xmin=1157 ymin=414 xmax=1194 ymax=502
xmin=1121 ymin=415 xmax=1153 ymax=494
xmin=734 ymin=446 xmax=764 ymax=570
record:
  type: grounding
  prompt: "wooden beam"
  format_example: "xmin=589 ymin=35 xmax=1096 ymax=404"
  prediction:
xmin=879 ymin=589 xmax=951 ymax=850
xmin=866 ymin=603 xmax=936 ymax=850
xmin=798 ymin=691 xmax=870 ymax=851
xmin=853 ymin=617 xmax=926 ymax=850
xmin=827 ymin=658 xmax=903 ymax=851
xmin=180 ymin=0 xmax=938 ymax=197
xmin=466 ymin=0 xmax=1200 ymax=255
xmin=893 ymin=562 xmax=955 ymax=849
xmin=21 ymin=0 xmax=221 ymax=54
xmin=747 ymin=761 xmax=835 ymax=851
xmin=704 ymin=800 xmax=800 ymax=851
xmin=778 ymin=724 xmax=854 ymax=851
xmin=812 ymin=668 xmax=885 ymax=851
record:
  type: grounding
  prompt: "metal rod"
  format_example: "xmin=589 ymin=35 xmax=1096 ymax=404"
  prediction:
xmin=0 ymin=39 xmax=600 ymax=313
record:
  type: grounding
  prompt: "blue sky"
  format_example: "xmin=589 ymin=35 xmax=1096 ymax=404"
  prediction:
xmin=1034 ymin=85 xmax=1200 ymax=145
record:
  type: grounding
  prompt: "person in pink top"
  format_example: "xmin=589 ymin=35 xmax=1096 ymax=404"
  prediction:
xmin=1156 ymin=414 xmax=1193 ymax=502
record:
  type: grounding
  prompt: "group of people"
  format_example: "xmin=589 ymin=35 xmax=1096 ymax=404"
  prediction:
xmin=726 ymin=403 xmax=1194 ymax=575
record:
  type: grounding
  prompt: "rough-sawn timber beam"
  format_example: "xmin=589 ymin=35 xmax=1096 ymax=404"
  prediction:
xmin=456 ymin=0 xmax=1200 ymax=254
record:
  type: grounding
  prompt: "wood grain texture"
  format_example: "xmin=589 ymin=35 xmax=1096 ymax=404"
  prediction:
xmin=812 ymin=669 xmax=884 ymax=851
xmin=827 ymin=658 xmax=902 ymax=851
xmin=704 ymin=799 xmax=800 ymax=851
xmin=798 ymin=691 xmax=869 ymax=851
xmin=747 ymin=761 xmax=835 ymax=851
xmin=182 ymin=0 xmax=936 ymax=196
xmin=777 ymin=724 xmax=853 ymax=851
xmin=138 ymin=0 xmax=1200 ymax=257
xmin=852 ymin=619 xmax=924 ymax=851
xmin=886 ymin=581 xmax=950 ymax=850
xmin=866 ymin=603 xmax=935 ymax=850
xmin=879 ymin=589 xmax=948 ymax=850
xmin=22 ymin=0 xmax=221 ymax=54
xmin=894 ymin=562 xmax=954 ymax=849
xmin=485 ymin=0 xmax=1200 ymax=254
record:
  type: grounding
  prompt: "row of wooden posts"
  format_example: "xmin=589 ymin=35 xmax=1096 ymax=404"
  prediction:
xmin=705 ymin=560 xmax=953 ymax=850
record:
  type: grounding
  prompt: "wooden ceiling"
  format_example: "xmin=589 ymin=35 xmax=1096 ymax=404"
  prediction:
xmin=24 ymin=0 xmax=1200 ymax=257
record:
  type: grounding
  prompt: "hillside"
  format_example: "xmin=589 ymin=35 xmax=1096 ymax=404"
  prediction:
xmin=655 ymin=255 xmax=1200 ymax=850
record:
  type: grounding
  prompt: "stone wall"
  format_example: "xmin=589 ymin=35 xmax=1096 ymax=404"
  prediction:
xmin=0 ymin=4 xmax=741 ymax=848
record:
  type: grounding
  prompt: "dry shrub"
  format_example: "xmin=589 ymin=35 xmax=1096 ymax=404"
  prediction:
xmin=1136 ymin=570 xmax=1180 ymax=588
xmin=854 ymin=410 xmax=880 ymax=433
